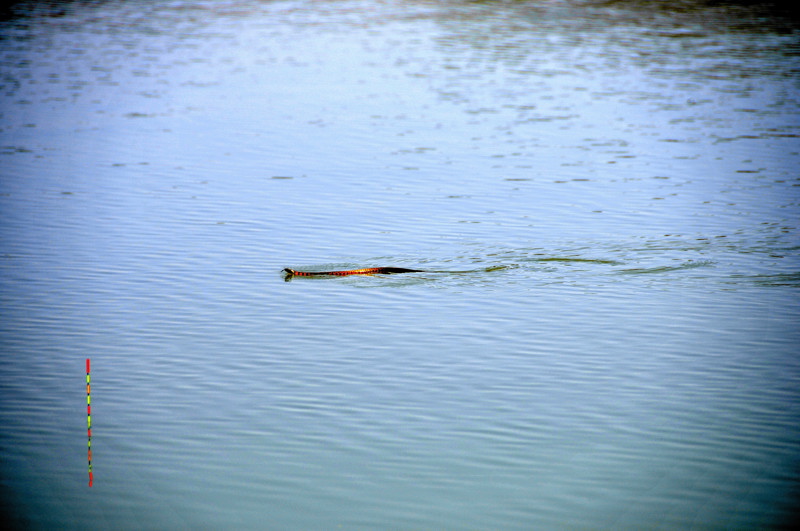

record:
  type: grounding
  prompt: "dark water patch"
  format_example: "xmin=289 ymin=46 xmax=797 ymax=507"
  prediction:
xmin=0 ymin=145 xmax=33 ymax=154
xmin=617 ymin=260 xmax=715 ymax=275
xmin=534 ymin=257 xmax=622 ymax=265
xmin=729 ymin=272 xmax=800 ymax=287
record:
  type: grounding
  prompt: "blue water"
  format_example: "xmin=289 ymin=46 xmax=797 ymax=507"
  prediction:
xmin=1 ymin=0 xmax=799 ymax=529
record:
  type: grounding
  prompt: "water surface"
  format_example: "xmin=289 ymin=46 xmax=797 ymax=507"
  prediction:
xmin=1 ymin=0 xmax=799 ymax=529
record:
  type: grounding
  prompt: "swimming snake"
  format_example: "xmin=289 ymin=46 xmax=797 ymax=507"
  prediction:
xmin=283 ymin=267 xmax=425 ymax=278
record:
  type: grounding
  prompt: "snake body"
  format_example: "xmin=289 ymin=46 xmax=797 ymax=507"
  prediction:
xmin=283 ymin=267 xmax=424 ymax=277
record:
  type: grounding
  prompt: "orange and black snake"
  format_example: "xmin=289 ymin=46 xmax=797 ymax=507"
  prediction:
xmin=283 ymin=267 xmax=425 ymax=278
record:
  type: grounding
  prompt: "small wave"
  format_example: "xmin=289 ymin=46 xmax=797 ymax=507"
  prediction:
xmin=535 ymin=257 xmax=622 ymax=265
xmin=729 ymin=272 xmax=800 ymax=287
xmin=616 ymin=260 xmax=715 ymax=275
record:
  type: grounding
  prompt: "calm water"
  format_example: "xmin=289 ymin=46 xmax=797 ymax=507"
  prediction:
xmin=1 ymin=0 xmax=799 ymax=528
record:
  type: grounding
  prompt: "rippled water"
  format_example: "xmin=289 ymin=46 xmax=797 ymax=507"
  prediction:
xmin=2 ymin=0 xmax=799 ymax=529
